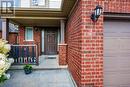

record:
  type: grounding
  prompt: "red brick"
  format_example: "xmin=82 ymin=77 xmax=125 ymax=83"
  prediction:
xmin=66 ymin=0 xmax=103 ymax=87
xmin=18 ymin=26 xmax=41 ymax=56
xmin=58 ymin=44 xmax=67 ymax=65
xmin=0 ymin=31 xmax=17 ymax=44
xmin=0 ymin=32 xmax=2 ymax=38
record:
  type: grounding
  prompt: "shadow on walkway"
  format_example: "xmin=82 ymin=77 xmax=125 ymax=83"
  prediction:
xmin=2 ymin=70 xmax=75 ymax=87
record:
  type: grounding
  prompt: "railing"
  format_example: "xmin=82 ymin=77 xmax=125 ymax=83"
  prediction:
xmin=9 ymin=45 xmax=39 ymax=65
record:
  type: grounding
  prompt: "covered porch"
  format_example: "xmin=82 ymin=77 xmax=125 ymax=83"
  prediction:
xmin=0 ymin=0 xmax=76 ymax=66
xmin=7 ymin=19 xmax=65 ymax=65
xmin=1 ymin=18 xmax=66 ymax=66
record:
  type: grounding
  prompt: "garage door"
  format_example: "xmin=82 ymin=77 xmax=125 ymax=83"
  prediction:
xmin=104 ymin=21 xmax=130 ymax=87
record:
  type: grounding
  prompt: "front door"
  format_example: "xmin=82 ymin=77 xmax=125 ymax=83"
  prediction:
xmin=44 ymin=29 xmax=58 ymax=55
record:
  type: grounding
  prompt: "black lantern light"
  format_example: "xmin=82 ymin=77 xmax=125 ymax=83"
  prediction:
xmin=91 ymin=5 xmax=103 ymax=22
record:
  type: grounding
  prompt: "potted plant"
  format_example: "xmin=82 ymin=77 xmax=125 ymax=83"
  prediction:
xmin=23 ymin=64 xmax=33 ymax=74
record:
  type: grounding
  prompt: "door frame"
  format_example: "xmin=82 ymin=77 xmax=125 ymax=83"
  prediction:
xmin=41 ymin=27 xmax=59 ymax=55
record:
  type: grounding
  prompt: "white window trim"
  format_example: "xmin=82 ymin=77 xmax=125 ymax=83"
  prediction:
xmin=24 ymin=40 xmax=34 ymax=41
xmin=25 ymin=27 xmax=34 ymax=41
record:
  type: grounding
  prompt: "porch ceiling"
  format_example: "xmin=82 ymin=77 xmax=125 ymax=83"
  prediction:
xmin=14 ymin=0 xmax=76 ymax=17
xmin=10 ymin=19 xmax=61 ymax=27
xmin=8 ymin=0 xmax=76 ymax=26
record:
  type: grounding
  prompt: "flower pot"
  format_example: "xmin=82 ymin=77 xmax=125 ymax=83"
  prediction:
xmin=24 ymin=69 xmax=32 ymax=74
xmin=23 ymin=64 xmax=33 ymax=74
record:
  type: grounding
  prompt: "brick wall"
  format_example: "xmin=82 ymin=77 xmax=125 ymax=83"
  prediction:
xmin=104 ymin=0 xmax=130 ymax=13
xmin=8 ymin=33 xmax=18 ymax=44
xmin=18 ymin=26 xmax=41 ymax=56
xmin=80 ymin=0 xmax=104 ymax=87
xmin=0 ymin=31 xmax=18 ymax=44
xmin=59 ymin=44 xmax=67 ymax=65
xmin=67 ymin=0 xmax=130 ymax=86
xmin=0 ymin=26 xmax=42 ymax=57
xmin=66 ymin=0 xmax=104 ymax=87
xmin=66 ymin=0 xmax=130 ymax=87
xmin=0 ymin=32 xmax=1 ymax=38
xmin=66 ymin=1 xmax=82 ymax=86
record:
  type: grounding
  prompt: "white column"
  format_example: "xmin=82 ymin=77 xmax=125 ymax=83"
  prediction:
xmin=2 ymin=19 xmax=8 ymax=40
xmin=42 ymin=30 xmax=44 ymax=52
xmin=60 ymin=20 xmax=65 ymax=44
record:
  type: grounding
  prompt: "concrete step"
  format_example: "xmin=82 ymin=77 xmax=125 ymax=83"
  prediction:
xmin=10 ymin=65 xmax=68 ymax=70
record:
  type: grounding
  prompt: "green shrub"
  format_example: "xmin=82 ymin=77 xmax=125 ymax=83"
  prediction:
xmin=0 ymin=74 xmax=7 ymax=83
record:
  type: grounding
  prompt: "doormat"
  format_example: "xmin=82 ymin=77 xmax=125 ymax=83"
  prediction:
xmin=45 ymin=57 xmax=56 ymax=59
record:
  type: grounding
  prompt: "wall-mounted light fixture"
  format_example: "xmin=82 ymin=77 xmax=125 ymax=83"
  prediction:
xmin=34 ymin=26 xmax=40 ymax=31
xmin=91 ymin=5 xmax=103 ymax=22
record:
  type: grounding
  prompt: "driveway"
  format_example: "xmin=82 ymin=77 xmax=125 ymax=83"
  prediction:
xmin=2 ymin=69 xmax=75 ymax=87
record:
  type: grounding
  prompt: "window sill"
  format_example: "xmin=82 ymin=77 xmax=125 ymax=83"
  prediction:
xmin=24 ymin=40 xmax=34 ymax=42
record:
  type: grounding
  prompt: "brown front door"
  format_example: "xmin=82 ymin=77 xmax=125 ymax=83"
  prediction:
xmin=44 ymin=29 xmax=58 ymax=55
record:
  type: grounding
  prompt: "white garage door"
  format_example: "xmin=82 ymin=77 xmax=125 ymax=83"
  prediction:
xmin=104 ymin=21 xmax=130 ymax=87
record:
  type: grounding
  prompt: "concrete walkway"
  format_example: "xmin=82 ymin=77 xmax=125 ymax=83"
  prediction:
xmin=2 ymin=69 xmax=75 ymax=87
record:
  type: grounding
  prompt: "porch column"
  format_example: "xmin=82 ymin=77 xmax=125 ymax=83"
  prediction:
xmin=58 ymin=20 xmax=67 ymax=65
xmin=60 ymin=20 xmax=65 ymax=44
xmin=2 ymin=19 xmax=9 ymax=40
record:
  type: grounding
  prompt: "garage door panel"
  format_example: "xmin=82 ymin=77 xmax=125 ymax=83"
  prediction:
xmin=104 ymin=73 xmax=130 ymax=85
xmin=119 ymin=51 xmax=130 ymax=56
xmin=104 ymin=38 xmax=119 ymax=50
xmin=120 ymin=38 xmax=130 ymax=49
xmin=104 ymin=32 xmax=130 ymax=37
xmin=104 ymin=22 xmax=122 ymax=32
xmin=104 ymin=72 xmax=120 ymax=86
xmin=103 ymin=55 xmax=130 ymax=69
xmin=104 ymin=21 xmax=130 ymax=87
xmin=117 ymin=57 xmax=130 ymax=69
xmin=118 ymin=73 xmax=130 ymax=86
xmin=104 ymin=57 xmax=119 ymax=71
xmin=118 ymin=33 xmax=130 ymax=37
xmin=105 ymin=85 xmax=130 ymax=87
xmin=104 ymin=72 xmax=130 ymax=87
xmin=118 ymin=26 xmax=130 ymax=32
xmin=104 ymin=33 xmax=120 ymax=37
xmin=119 ymin=85 xmax=130 ymax=87
xmin=104 ymin=51 xmax=120 ymax=57
xmin=104 ymin=59 xmax=130 ymax=72
xmin=104 ymin=52 xmax=130 ymax=57
xmin=104 ymin=21 xmax=130 ymax=31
